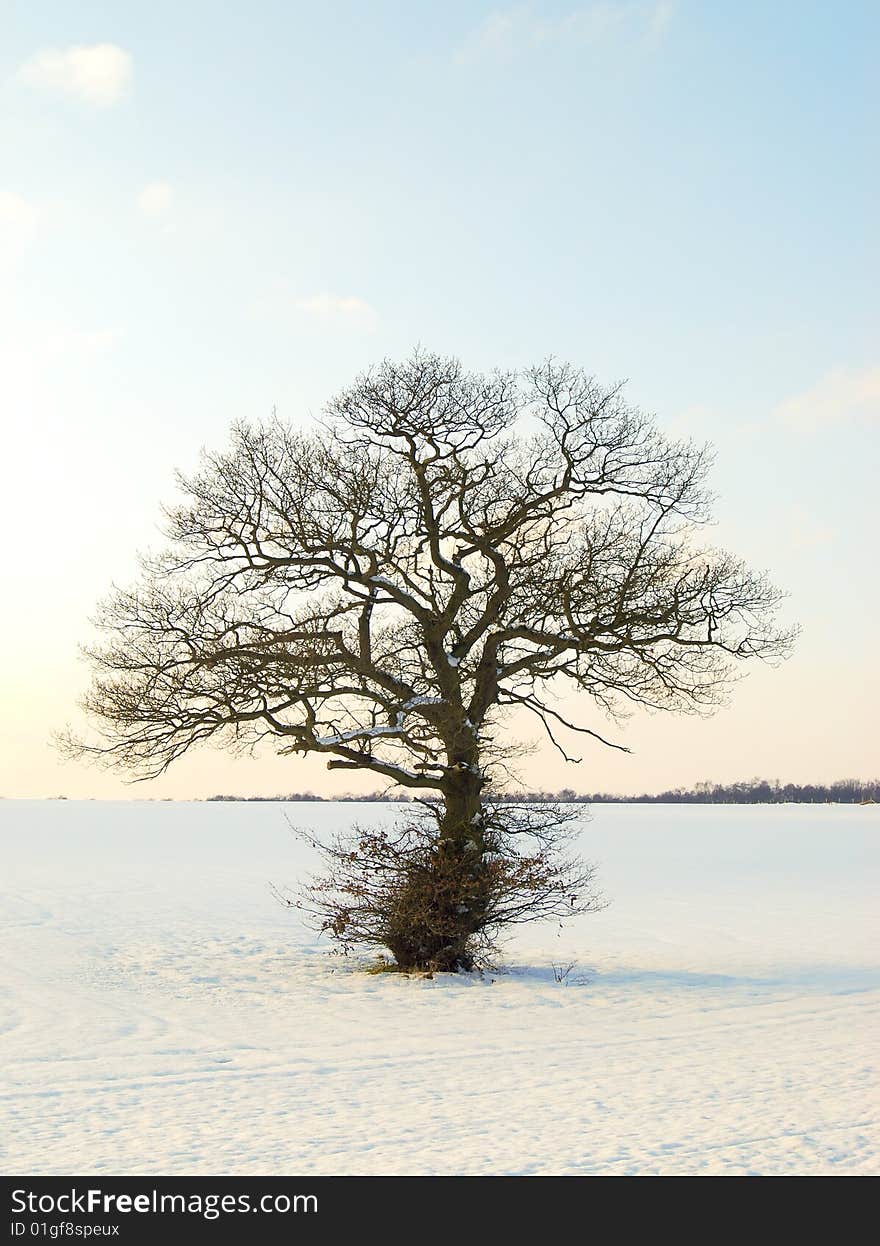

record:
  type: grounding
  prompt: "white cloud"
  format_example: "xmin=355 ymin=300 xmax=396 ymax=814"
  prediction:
xmin=252 ymin=282 xmax=379 ymax=332
xmin=647 ymin=0 xmax=676 ymax=40
xmin=0 ymin=318 xmax=121 ymax=381
xmin=775 ymin=367 xmax=880 ymax=429
xmin=0 ymin=191 xmax=38 ymax=268
xmin=457 ymin=1 xmax=675 ymax=62
xmin=294 ymin=294 xmax=378 ymax=329
xmin=138 ymin=182 xmax=174 ymax=218
xmin=17 ymin=43 xmax=132 ymax=106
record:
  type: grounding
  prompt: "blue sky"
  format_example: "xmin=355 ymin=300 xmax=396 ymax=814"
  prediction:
xmin=1 ymin=2 xmax=877 ymax=797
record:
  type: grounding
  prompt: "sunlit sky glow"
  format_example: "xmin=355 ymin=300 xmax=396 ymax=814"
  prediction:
xmin=1 ymin=1 xmax=877 ymax=798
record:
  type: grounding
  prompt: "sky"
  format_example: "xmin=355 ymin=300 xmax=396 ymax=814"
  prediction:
xmin=1 ymin=0 xmax=877 ymax=799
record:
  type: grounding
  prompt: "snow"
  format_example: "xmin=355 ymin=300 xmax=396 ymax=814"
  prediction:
xmin=314 ymin=725 xmax=402 ymax=745
xmin=2 ymin=800 xmax=877 ymax=1176
xmin=392 ymin=697 xmax=444 ymax=727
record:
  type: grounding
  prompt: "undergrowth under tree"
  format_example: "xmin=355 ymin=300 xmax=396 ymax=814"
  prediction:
xmin=62 ymin=352 xmax=793 ymax=971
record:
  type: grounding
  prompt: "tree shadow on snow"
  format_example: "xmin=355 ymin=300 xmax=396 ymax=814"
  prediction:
xmin=498 ymin=962 xmax=880 ymax=995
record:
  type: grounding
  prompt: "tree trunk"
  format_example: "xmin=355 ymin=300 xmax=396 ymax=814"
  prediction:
xmin=384 ymin=754 xmax=491 ymax=973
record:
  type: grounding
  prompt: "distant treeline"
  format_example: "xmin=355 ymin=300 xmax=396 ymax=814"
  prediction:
xmin=205 ymin=779 xmax=879 ymax=805
xmin=506 ymin=778 xmax=880 ymax=805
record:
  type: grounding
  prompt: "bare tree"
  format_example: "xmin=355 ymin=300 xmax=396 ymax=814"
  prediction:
xmin=61 ymin=352 xmax=793 ymax=970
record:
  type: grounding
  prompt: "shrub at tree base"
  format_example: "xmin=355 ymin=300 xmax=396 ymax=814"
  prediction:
xmin=281 ymin=802 xmax=603 ymax=972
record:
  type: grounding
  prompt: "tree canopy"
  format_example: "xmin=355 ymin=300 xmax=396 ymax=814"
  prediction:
xmin=65 ymin=352 xmax=792 ymax=792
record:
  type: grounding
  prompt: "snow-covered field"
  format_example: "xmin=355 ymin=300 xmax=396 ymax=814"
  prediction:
xmin=2 ymin=800 xmax=877 ymax=1175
